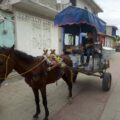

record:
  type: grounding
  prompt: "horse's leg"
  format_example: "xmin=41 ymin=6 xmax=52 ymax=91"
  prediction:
xmin=62 ymin=73 xmax=73 ymax=98
xmin=32 ymin=88 xmax=40 ymax=118
xmin=40 ymin=86 xmax=49 ymax=120
xmin=73 ymin=71 xmax=78 ymax=83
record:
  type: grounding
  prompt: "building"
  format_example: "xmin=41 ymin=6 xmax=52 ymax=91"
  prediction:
xmin=106 ymin=25 xmax=118 ymax=37
xmin=0 ymin=9 xmax=14 ymax=47
xmin=98 ymin=25 xmax=118 ymax=48
xmin=72 ymin=0 xmax=103 ymax=15
xmin=0 ymin=0 xmax=103 ymax=56
xmin=104 ymin=25 xmax=118 ymax=47
xmin=57 ymin=0 xmax=102 ymax=15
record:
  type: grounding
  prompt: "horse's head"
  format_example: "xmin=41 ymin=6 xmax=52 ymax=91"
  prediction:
xmin=0 ymin=46 xmax=14 ymax=85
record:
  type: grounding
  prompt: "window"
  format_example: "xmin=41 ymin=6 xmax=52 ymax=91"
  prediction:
xmin=64 ymin=34 xmax=79 ymax=46
xmin=65 ymin=34 xmax=74 ymax=45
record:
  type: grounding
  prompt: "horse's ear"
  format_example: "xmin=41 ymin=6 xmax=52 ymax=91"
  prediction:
xmin=11 ymin=45 xmax=15 ymax=51
xmin=11 ymin=45 xmax=15 ymax=49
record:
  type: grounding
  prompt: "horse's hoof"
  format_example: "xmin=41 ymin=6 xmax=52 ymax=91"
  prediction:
xmin=33 ymin=114 xmax=39 ymax=119
xmin=67 ymin=95 xmax=72 ymax=99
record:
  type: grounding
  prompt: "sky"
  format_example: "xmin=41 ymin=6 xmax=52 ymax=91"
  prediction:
xmin=94 ymin=0 xmax=120 ymax=35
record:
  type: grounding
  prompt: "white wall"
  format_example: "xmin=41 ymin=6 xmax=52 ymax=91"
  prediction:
xmin=2 ymin=0 xmax=57 ymax=10
xmin=30 ymin=0 xmax=57 ymax=9
xmin=2 ymin=0 xmax=21 ymax=4
xmin=106 ymin=26 xmax=112 ymax=36
xmin=104 ymin=37 xmax=113 ymax=47
xmin=76 ymin=0 xmax=93 ymax=13
xmin=15 ymin=11 xmax=59 ymax=56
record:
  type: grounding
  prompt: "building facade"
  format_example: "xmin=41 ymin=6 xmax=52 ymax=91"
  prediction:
xmin=0 ymin=0 xmax=103 ymax=56
xmin=0 ymin=9 xmax=15 ymax=47
xmin=104 ymin=25 xmax=118 ymax=48
xmin=106 ymin=25 xmax=118 ymax=37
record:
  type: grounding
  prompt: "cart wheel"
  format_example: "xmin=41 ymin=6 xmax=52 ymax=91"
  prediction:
xmin=102 ymin=72 xmax=112 ymax=91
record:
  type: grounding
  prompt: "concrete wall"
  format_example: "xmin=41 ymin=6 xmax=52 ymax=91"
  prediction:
xmin=104 ymin=36 xmax=113 ymax=47
xmin=76 ymin=0 xmax=94 ymax=13
xmin=106 ymin=26 xmax=112 ymax=36
xmin=33 ymin=0 xmax=57 ymax=9
xmin=0 ymin=10 xmax=15 ymax=47
xmin=14 ymin=10 xmax=60 ymax=56
xmin=3 ymin=0 xmax=57 ymax=10
xmin=1 ymin=0 xmax=21 ymax=4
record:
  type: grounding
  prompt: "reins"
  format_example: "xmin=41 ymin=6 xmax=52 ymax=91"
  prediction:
xmin=16 ymin=58 xmax=46 ymax=76
xmin=0 ymin=54 xmax=46 ymax=80
xmin=0 ymin=54 xmax=10 ymax=80
xmin=0 ymin=53 xmax=74 ymax=84
xmin=5 ymin=54 xmax=10 ymax=79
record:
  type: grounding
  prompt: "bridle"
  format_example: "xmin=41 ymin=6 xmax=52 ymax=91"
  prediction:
xmin=0 ymin=53 xmax=46 ymax=80
xmin=0 ymin=54 xmax=10 ymax=80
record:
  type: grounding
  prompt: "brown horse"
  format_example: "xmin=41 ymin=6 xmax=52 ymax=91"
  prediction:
xmin=0 ymin=46 xmax=74 ymax=120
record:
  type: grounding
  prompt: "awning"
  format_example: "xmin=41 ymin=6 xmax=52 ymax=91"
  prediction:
xmin=54 ymin=6 xmax=106 ymax=33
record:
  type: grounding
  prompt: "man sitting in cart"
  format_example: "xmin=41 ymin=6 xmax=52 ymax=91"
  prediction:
xmin=81 ymin=32 xmax=94 ymax=66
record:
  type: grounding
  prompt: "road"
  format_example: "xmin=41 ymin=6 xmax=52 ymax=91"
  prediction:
xmin=0 ymin=53 xmax=119 ymax=120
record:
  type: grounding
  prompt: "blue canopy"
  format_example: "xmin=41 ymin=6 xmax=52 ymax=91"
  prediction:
xmin=54 ymin=6 xmax=106 ymax=33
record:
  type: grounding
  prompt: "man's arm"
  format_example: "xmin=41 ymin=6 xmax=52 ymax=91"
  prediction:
xmin=85 ymin=43 xmax=93 ymax=48
xmin=85 ymin=38 xmax=94 ymax=48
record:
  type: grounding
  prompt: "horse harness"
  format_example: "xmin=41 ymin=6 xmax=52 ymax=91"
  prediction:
xmin=32 ymin=55 xmax=65 ymax=79
xmin=0 ymin=53 xmax=66 ymax=81
xmin=0 ymin=54 xmax=46 ymax=80
xmin=0 ymin=54 xmax=10 ymax=80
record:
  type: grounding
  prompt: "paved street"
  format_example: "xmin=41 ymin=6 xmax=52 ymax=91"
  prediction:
xmin=0 ymin=53 xmax=120 ymax=120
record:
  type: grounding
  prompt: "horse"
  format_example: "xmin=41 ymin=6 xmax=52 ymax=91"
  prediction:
xmin=0 ymin=46 xmax=75 ymax=120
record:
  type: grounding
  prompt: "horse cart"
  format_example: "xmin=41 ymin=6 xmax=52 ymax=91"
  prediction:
xmin=54 ymin=6 xmax=112 ymax=91
xmin=0 ymin=6 xmax=112 ymax=120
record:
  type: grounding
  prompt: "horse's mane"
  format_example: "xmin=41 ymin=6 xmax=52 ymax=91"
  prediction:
xmin=0 ymin=46 xmax=44 ymax=64
xmin=14 ymin=49 xmax=35 ymax=64
xmin=0 ymin=46 xmax=10 ymax=52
